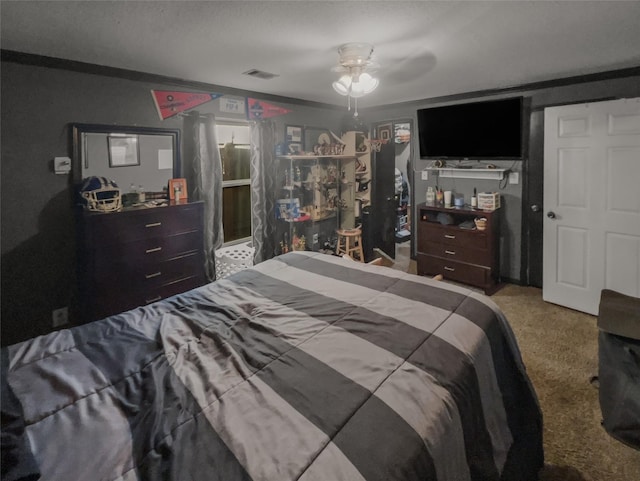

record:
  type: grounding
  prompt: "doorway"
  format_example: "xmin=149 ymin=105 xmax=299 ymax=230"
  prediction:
xmin=542 ymin=98 xmax=640 ymax=315
xmin=370 ymin=119 xmax=414 ymax=261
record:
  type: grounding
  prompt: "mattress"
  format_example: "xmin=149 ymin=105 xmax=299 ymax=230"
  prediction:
xmin=1 ymin=251 xmax=543 ymax=481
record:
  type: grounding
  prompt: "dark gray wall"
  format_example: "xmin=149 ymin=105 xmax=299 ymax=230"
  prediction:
xmin=3 ymin=57 xmax=638 ymax=346
xmin=0 ymin=59 xmax=344 ymax=345
xmin=364 ymin=74 xmax=640 ymax=283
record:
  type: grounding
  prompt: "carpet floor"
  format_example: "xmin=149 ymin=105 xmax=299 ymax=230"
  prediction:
xmin=491 ymin=284 xmax=640 ymax=481
xmin=394 ymin=249 xmax=639 ymax=480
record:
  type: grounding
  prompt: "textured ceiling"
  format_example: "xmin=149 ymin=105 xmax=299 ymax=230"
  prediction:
xmin=2 ymin=1 xmax=640 ymax=108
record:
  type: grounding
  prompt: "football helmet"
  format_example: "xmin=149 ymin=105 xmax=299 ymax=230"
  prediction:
xmin=79 ymin=176 xmax=122 ymax=213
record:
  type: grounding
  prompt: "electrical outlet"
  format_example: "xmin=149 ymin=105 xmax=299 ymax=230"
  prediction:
xmin=52 ymin=307 xmax=69 ymax=327
xmin=508 ymin=172 xmax=520 ymax=185
xmin=421 ymin=170 xmax=429 ymax=180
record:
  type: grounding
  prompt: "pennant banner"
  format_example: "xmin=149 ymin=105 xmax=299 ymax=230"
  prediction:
xmin=247 ymin=98 xmax=292 ymax=120
xmin=151 ymin=90 xmax=223 ymax=120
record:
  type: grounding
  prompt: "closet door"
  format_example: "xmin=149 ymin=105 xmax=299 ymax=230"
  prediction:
xmin=372 ymin=140 xmax=396 ymax=259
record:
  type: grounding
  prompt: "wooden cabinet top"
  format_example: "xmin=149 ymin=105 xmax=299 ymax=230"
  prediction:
xmin=418 ymin=202 xmax=499 ymax=217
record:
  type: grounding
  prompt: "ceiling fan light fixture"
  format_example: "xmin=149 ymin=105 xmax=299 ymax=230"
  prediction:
xmin=332 ymin=75 xmax=352 ymax=96
xmin=359 ymin=72 xmax=379 ymax=94
xmin=336 ymin=43 xmax=375 ymax=68
xmin=332 ymin=42 xmax=379 ymax=115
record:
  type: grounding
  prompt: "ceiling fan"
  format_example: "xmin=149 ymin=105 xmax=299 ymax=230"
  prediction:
xmin=332 ymin=42 xmax=379 ymax=116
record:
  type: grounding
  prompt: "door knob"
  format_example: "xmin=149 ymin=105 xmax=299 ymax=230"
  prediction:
xmin=547 ymin=211 xmax=556 ymax=219
xmin=531 ymin=204 xmax=541 ymax=212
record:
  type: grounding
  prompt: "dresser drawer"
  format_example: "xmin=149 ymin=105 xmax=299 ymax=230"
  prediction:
xmin=138 ymin=275 xmax=205 ymax=306
xmin=417 ymin=253 xmax=490 ymax=287
xmin=419 ymin=222 xmax=488 ymax=249
xmin=86 ymin=204 xmax=202 ymax=245
xmin=137 ymin=252 xmax=203 ymax=288
xmin=92 ymin=230 xmax=202 ymax=271
xmin=87 ymin=273 xmax=204 ymax=322
xmin=93 ymin=251 xmax=203 ymax=289
xmin=421 ymin=241 xmax=491 ymax=266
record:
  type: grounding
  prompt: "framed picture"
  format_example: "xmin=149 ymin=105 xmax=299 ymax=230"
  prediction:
xmin=287 ymin=143 xmax=302 ymax=155
xmin=303 ymin=126 xmax=330 ymax=152
xmin=285 ymin=125 xmax=303 ymax=143
xmin=108 ymin=135 xmax=140 ymax=167
xmin=394 ymin=122 xmax=411 ymax=143
xmin=169 ymin=178 xmax=187 ymax=201
xmin=377 ymin=123 xmax=392 ymax=142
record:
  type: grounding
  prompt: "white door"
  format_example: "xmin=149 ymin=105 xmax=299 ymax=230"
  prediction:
xmin=543 ymin=98 xmax=640 ymax=315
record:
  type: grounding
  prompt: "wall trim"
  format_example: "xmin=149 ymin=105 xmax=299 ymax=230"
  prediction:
xmin=0 ymin=49 xmax=343 ymax=111
xmin=363 ymin=66 xmax=640 ymax=112
xmin=4 ymin=49 xmax=638 ymax=113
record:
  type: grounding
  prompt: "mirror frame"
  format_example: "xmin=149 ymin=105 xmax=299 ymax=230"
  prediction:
xmin=71 ymin=123 xmax=181 ymax=185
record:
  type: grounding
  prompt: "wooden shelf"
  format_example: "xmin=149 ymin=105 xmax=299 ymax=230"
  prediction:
xmin=424 ymin=167 xmax=507 ymax=180
xmin=278 ymin=154 xmax=355 ymax=160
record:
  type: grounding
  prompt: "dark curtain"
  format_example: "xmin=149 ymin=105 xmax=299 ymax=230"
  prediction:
xmin=249 ymin=119 xmax=277 ymax=263
xmin=182 ymin=111 xmax=224 ymax=281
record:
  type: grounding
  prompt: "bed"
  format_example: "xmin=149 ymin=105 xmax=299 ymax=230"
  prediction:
xmin=1 ymin=251 xmax=543 ymax=481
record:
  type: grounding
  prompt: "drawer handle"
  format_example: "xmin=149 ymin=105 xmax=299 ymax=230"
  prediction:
xmin=145 ymin=271 xmax=162 ymax=279
xmin=145 ymin=222 xmax=162 ymax=228
xmin=145 ymin=295 xmax=161 ymax=304
xmin=445 ymin=250 xmax=456 ymax=255
xmin=444 ymin=266 xmax=455 ymax=272
xmin=146 ymin=247 xmax=162 ymax=253
xmin=444 ymin=234 xmax=456 ymax=239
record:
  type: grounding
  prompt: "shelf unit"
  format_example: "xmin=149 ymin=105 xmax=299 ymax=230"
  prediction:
xmin=423 ymin=167 xmax=507 ymax=180
xmin=276 ymin=154 xmax=356 ymax=254
xmin=341 ymin=131 xmax=371 ymax=224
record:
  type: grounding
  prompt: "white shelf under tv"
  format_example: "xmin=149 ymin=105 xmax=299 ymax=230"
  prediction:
xmin=424 ymin=167 xmax=507 ymax=180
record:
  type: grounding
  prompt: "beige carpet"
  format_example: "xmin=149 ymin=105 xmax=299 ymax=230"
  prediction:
xmin=491 ymin=285 xmax=640 ymax=481
xmin=394 ymin=250 xmax=639 ymax=480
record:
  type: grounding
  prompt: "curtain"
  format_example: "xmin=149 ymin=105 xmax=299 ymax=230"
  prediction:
xmin=249 ymin=119 xmax=277 ymax=263
xmin=182 ymin=111 xmax=224 ymax=281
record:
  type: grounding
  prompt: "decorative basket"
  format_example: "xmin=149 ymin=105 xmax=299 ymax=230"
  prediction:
xmin=477 ymin=192 xmax=500 ymax=211
xmin=214 ymin=241 xmax=255 ymax=280
xmin=474 ymin=217 xmax=488 ymax=231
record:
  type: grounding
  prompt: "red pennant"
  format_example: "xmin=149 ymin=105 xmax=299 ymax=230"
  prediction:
xmin=247 ymin=98 xmax=292 ymax=120
xmin=151 ymin=90 xmax=223 ymax=120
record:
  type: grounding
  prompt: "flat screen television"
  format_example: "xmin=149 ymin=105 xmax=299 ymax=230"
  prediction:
xmin=417 ymin=97 xmax=523 ymax=160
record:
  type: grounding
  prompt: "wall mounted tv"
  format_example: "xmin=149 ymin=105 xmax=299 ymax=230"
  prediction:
xmin=417 ymin=97 xmax=524 ymax=160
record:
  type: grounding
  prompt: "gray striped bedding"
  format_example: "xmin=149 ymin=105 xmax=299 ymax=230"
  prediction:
xmin=1 ymin=251 xmax=543 ymax=481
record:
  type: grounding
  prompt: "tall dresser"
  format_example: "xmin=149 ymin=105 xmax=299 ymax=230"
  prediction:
xmin=77 ymin=201 xmax=205 ymax=322
xmin=416 ymin=203 xmax=500 ymax=294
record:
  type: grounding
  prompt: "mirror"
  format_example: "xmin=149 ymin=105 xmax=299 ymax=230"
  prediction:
xmin=71 ymin=123 xmax=181 ymax=194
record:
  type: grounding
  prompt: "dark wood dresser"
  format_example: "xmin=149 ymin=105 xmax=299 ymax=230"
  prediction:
xmin=416 ymin=203 xmax=500 ymax=294
xmin=77 ymin=201 xmax=205 ymax=322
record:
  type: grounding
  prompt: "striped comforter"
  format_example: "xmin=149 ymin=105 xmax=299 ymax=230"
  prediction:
xmin=1 ymin=251 xmax=543 ymax=481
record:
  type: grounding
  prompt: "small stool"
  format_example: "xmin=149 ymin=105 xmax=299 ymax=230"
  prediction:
xmin=336 ymin=228 xmax=364 ymax=263
xmin=214 ymin=241 xmax=255 ymax=280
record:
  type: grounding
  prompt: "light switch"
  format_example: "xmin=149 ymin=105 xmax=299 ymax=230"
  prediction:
xmin=421 ymin=170 xmax=429 ymax=180
xmin=508 ymin=172 xmax=519 ymax=185
xmin=54 ymin=157 xmax=71 ymax=174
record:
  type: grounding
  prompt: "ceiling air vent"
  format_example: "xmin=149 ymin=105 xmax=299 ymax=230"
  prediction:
xmin=243 ymin=69 xmax=279 ymax=80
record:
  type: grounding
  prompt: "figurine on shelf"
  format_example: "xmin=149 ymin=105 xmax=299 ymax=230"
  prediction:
xmin=292 ymin=228 xmax=300 ymax=251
